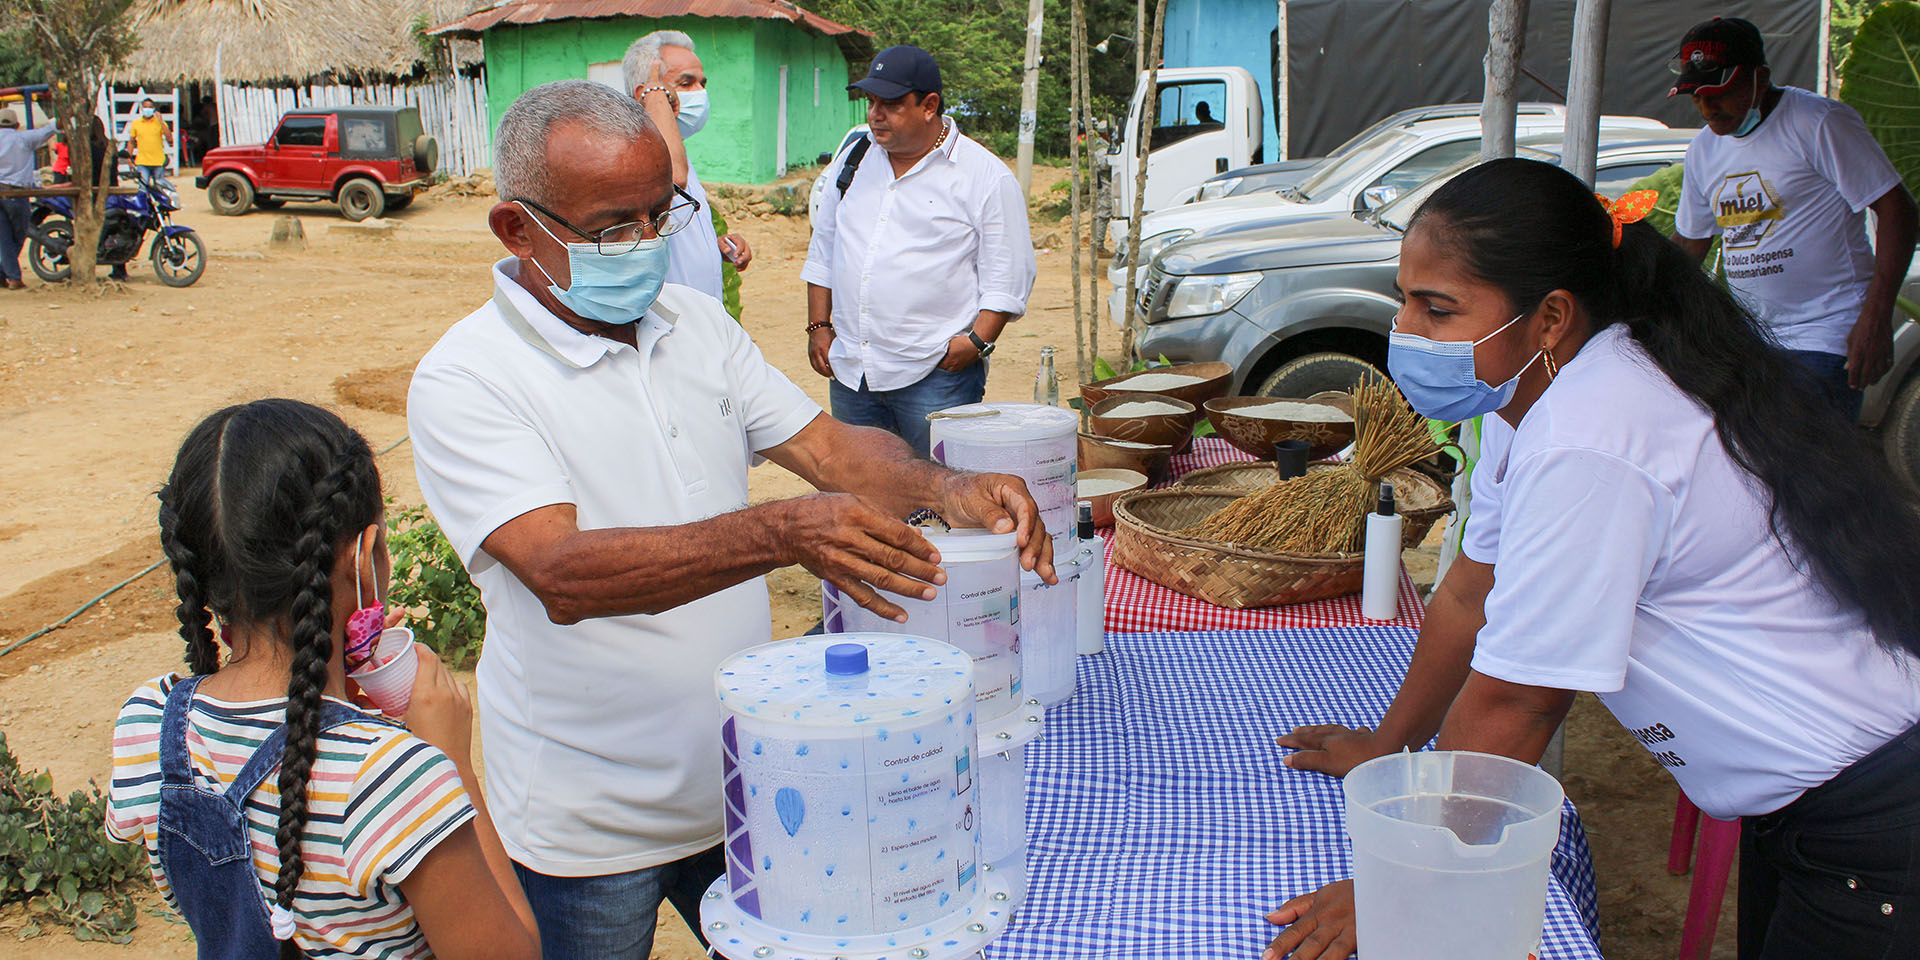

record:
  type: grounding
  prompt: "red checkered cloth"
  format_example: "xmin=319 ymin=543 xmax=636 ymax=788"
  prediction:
xmin=1098 ymin=436 xmax=1427 ymax=632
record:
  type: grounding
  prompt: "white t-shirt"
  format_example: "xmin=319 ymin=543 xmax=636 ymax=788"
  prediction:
xmin=1676 ymin=87 xmax=1902 ymax=356
xmin=407 ymin=260 xmax=821 ymax=875
xmin=1463 ymin=324 xmax=1920 ymax=819
xmin=666 ymin=162 xmax=724 ymax=302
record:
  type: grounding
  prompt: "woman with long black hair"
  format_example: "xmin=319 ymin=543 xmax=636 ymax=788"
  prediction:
xmin=1268 ymin=157 xmax=1920 ymax=960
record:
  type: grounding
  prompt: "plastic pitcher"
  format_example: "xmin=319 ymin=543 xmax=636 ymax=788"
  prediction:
xmin=1345 ymin=751 xmax=1564 ymax=960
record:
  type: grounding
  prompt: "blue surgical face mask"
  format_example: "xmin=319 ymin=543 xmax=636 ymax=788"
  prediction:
xmin=1386 ymin=312 xmax=1541 ymax=422
xmin=141 ymin=106 xmax=155 ymax=118
xmin=676 ymin=89 xmax=709 ymax=139
xmin=519 ymin=202 xmax=670 ymax=325
xmin=1731 ymin=71 xmax=1764 ymax=138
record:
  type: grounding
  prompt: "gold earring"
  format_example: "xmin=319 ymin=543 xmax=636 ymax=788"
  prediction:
xmin=1542 ymin=347 xmax=1560 ymax=381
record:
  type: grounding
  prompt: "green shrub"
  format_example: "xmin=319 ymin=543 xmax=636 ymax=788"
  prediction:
xmin=712 ymin=203 xmax=743 ymax=321
xmin=387 ymin=504 xmax=487 ymax=668
xmin=0 ymin=733 xmax=144 ymax=942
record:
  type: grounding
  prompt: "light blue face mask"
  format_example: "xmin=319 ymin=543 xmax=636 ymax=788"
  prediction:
xmin=519 ymin=201 xmax=670 ymax=326
xmin=676 ymin=89 xmax=709 ymax=139
xmin=1730 ymin=71 xmax=1764 ymax=138
xmin=1386 ymin=312 xmax=1541 ymax=423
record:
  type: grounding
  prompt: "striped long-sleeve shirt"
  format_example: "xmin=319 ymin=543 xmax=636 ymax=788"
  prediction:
xmin=107 ymin=674 xmax=476 ymax=958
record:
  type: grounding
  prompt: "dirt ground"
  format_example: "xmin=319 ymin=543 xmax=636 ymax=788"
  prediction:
xmin=0 ymin=166 xmax=1723 ymax=958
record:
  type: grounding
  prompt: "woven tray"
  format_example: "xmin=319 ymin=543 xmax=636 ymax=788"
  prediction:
xmin=1174 ymin=463 xmax=1455 ymax=549
xmin=1110 ymin=489 xmax=1368 ymax=609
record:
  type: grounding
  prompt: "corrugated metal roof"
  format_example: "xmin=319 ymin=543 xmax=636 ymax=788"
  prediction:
xmin=430 ymin=0 xmax=872 ymax=45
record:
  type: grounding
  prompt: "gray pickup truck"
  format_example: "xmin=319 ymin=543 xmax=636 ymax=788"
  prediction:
xmin=1133 ymin=134 xmax=1920 ymax=486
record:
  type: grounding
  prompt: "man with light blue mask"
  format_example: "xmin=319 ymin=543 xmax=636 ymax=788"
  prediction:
xmin=1670 ymin=16 xmax=1917 ymax=422
xmin=408 ymin=80 xmax=1055 ymax=960
xmin=623 ymin=29 xmax=752 ymax=304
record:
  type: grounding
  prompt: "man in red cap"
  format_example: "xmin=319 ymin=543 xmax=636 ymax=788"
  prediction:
xmin=1669 ymin=16 xmax=1916 ymax=420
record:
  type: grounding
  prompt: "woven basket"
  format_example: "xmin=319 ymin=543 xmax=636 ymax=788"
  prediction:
xmin=1174 ymin=463 xmax=1455 ymax=549
xmin=1110 ymin=489 xmax=1368 ymax=608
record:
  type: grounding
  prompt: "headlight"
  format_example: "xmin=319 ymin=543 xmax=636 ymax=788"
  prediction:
xmin=1163 ymin=272 xmax=1262 ymax=320
xmin=1195 ymin=177 xmax=1242 ymax=202
xmin=1114 ymin=229 xmax=1192 ymax=270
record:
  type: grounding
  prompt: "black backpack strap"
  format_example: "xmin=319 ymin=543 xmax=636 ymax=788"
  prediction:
xmin=835 ymin=134 xmax=872 ymax=198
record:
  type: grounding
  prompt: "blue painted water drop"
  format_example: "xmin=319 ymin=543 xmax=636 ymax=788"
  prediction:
xmin=775 ymin=787 xmax=806 ymax=837
xmin=839 ymin=758 xmax=850 ymax=770
xmin=801 ymin=910 xmax=812 ymax=923
xmin=841 ymin=805 xmax=851 ymax=817
xmin=939 ymin=892 xmax=950 ymax=906
xmin=877 ymin=729 xmax=889 ymax=741
xmin=752 ymin=742 xmax=763 ymax=755
xmin=825 ymin=864 xmax=836 ymax=876
xmin=796 ymin=744 xmax=810 ymax=756
xmin=762 ymin=855 xmax=772 ymax=869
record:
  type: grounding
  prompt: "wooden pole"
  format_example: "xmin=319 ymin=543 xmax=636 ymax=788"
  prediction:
xmin=1817 ymin=0 xmax=1833 ymax=97
xmin=1480 ymin=0 xmax=1529 ymax=160
xmin=1121 ymin=0 xmax=1169 ymax=364
xmin=1562 ymin=0 xmax=1612 ymax=186
xmin=1275 ymin=0 xmax=1289 ymax=161
xmin=1070 ymin=0 xmax=1088 ymax=391
xmin=1015 ymin=0 xmax=1047 ymax=196
xmin=1084 ymin=36 xmax=1101 ymax=387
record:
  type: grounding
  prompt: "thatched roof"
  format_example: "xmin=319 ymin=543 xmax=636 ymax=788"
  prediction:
xmin=118 ymin=0 xmax=486 ymax=86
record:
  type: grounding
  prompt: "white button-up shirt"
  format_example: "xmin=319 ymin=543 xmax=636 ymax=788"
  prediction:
xmin=665 ymin=162 xmax=724 ymax=302
xmin=802 ymin=120 xmax=1037 ymax=392
xmin=408 ymin=260 xmax=821 ymax=875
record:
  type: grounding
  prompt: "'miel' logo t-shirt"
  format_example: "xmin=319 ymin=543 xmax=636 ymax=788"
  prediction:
xmin=1677 ymin=86 xmax=1902 ymax=356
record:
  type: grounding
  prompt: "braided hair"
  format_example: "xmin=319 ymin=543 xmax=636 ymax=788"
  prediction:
xmin=157 ymin=400 xmax=382 ymax=956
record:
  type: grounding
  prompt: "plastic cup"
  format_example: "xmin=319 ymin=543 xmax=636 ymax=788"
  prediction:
xmin=347 ymin=627 xmax=419 ymax=717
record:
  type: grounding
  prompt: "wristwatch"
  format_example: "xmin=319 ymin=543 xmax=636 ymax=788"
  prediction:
xmin=967 ymin=330 xmax=995 ymax=359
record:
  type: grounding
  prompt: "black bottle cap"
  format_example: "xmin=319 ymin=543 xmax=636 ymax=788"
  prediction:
xmin=1375 ymin=482 xmax=1396 ymax=517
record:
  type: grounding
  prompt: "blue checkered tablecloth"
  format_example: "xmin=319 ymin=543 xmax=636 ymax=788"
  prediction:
xmin=990 ymin=627 xmax=1602 ymax=959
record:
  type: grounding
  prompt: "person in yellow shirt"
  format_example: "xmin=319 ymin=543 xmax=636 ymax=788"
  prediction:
xmin=122 ymin=98 xmax=170 ymax=190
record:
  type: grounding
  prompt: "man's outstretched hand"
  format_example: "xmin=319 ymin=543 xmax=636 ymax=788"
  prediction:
xmin=1264 ymin=879 xmax=1357 ymax=960
xmin=1275 ymin=724 xmax=1394 ymax=778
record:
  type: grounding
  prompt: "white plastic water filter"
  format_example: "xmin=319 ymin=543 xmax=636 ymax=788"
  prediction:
xmin=1362 ymin=483 xmax=1403 ymax=621
xmin=929 ymin=402 xmax=1080 ymax=550
xmin=1019 ymin=565 xmax=1077 ymax=706
xmin=977 ymin=743 xmax=1029 ymax=907
xmin=822 ymin=530 xmax=1024 ymax=720
xmin=713 ymin=635 xmax=981 ymax=940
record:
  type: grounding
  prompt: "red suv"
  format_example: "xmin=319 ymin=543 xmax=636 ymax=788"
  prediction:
xmin=196 ymin=106 xmax=439 ymax=221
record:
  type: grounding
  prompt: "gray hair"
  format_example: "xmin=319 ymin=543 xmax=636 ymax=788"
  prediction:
xmin=493 ymin=80 xmax=656 ymax=206
xmin=622 ymin=30 xmax=695 ymax=99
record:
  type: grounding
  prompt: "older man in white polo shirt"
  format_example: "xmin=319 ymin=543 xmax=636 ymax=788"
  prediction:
xmin=407 ymin=80 xmax=1053 ymax=960
xmin=803 ymin=45 xmax=1037 ymax=456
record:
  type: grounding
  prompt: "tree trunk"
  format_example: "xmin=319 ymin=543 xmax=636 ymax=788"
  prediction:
xmin=1120 ymin=0 xmax=1169 ymax=365
xmin=1069 ymin=0 xmax=1087 ymax=391
xmin=1480 ymin=0 xmax=1530 ymax=161
xmin=1563 ymin=0 xmax=1613 ymax=186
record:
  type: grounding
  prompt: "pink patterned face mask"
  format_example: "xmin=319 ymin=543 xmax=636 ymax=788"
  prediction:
xmin=343 ymin=530 xmax=385 ymax=672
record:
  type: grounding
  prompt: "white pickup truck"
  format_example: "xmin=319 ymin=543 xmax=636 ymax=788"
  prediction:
xmin=1108 ymin=66 xmax=1264 ymax=222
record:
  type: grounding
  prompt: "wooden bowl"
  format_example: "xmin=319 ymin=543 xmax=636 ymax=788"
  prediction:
xmin=1204 ymin=396 xmax=1355 ymax=460
xmin=1075 ymin=468 xmax=1150 ymax=527
xmin=1078 ymin=432 xmax=1175 ymax=482
xmin=1080 ymin=361 xmax=1234 ymax=410
xmin=1089 ymin=395 xmax=1199 ymax=452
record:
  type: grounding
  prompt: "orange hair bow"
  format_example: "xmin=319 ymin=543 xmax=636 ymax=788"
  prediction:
xmin=1597 ymin=190 xmax=1659 ymax=248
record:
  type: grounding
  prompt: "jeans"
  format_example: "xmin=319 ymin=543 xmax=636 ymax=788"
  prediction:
xmin=829 ymin=361 xmax=990 ymax=458
xmin=512 ymin=845 xmax=724 ymax=960
xmin=135 ymin=164 xmax=167 ymax=190
xmin=1738 ymin=723 xmax=1920 ymax=959
xmin=1785 ymin=349 xmax=1864 ymax=424
xmin=0 ymin=196 xmax=28 ymax=282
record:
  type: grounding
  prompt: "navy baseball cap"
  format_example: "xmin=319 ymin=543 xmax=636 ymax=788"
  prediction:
xmin=849 ymin=45 xmax=942 ymax=99
xmin=1668 ymin=17 xmax=1765 ymax=98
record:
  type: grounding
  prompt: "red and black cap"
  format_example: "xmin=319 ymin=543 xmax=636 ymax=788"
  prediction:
xmin=1668 ymin=17 xmax=1765 ymax=98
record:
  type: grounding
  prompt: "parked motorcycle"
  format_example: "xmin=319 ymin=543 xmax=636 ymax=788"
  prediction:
xmin=27 ymin=178 xmax=207 ymax=287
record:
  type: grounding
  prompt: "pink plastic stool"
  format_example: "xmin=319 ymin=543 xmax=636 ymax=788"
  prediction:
xmin=1667 ymin=791 xmax=1741 ymax=960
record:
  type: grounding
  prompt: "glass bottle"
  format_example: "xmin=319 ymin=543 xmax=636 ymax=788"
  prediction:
xmin=1034 ymin=346 xmax=1060 ymax=406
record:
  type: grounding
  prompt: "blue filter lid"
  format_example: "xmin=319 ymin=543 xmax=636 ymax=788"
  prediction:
xmin=824 ymin=642 xmax=869 ymax=676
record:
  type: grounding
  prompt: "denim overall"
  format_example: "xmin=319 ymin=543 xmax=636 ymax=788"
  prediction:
xmin=156 ymin=676 xmax=393 ymax=959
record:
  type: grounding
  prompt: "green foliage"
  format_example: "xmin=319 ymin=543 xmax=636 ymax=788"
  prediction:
xmin=0 ymin=733 xmax=144 ymax=943
xmin=1626 ymin=162 xmax=1686 ymax=238
xmin=712 ymin=203 xmax=743 ymax=321
xmin=810 ymin=0 xmax=1140 ymax=155
xmin=1839 ymin=0 xmax=1920 ymax=197
xmin=386 ymin=505 xmax=487 ymax=668
xmin=0 ymin=24 xmax=39 ymax=88
xmin=1032 ymin=177 xmax=1073 ymax=222
xmin=1831 ymin=0 xmax=1891 ymax=89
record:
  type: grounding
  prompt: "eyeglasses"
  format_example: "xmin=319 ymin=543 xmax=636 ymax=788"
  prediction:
xmin=512 ymin=186 xmax=702 ymax=255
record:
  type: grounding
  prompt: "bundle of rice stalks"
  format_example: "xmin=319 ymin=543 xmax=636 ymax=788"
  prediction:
xmin=1186 ymin=377 xmax=1438 ymax=554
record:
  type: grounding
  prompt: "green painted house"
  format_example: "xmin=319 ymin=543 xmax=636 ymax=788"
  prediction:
xmin=433 ymin=0 xmax=873 ymax=184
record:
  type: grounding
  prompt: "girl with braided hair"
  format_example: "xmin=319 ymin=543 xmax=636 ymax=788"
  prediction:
xmin=105 ymin=399 xmax=538 ymax=959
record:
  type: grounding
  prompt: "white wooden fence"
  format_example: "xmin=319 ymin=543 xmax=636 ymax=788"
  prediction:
xmin=215 ymin=74 xmax=492 ymax=177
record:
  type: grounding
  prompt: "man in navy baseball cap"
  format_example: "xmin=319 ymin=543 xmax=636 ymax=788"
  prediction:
xmin=848 ymin=44 xmax=942 ymax=100
xmin=1667 ymin=16 xmax=1766 ymax=103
